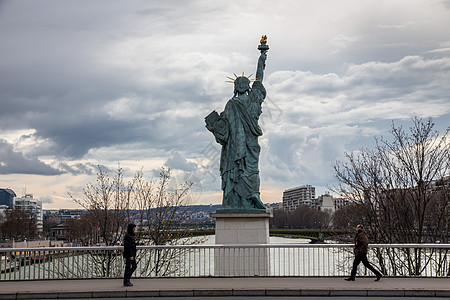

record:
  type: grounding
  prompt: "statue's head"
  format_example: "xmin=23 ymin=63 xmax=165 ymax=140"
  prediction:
xmin=226 ymin=73 xmax=255 ymax=95
xmin=234 ymin=76 xmax=250 ymax=94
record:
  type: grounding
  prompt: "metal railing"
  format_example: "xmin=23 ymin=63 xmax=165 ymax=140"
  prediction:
xmin=1 ymin=244 xmax=449 ymax=280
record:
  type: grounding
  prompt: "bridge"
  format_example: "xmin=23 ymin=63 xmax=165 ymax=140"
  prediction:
xmin=269 ymin=228 xmax=352 ymax=242
xmin=0 ymin=277 xmax=449 ymax=298
xmin=1 ymin=243 xmax=449 ymax=298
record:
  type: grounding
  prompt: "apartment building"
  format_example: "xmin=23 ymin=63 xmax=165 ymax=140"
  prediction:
xmin=13 ymin=194 xmax=43 ymax=234
xmin=282 ymin=185 xmax=315 ymax=212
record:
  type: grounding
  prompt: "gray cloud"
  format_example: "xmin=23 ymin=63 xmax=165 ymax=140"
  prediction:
xmin=0 ymin=1 xmax=449 ymax=206
xmin=0 ymin=139 xmax=62 ymax=175
xmin=40 ymin=196 xmax=54 ymax=204
xmin=442 ymin=0 xmax=450 ymax=9
xmin=165 ymin=151 xmax=198 ymax=173
xmin=0 ymin=139 xmax=98 ymax=176
xmin=58 ymin=162 xmax=97 ymax=176
xmin=267 ymin=56 xmax=450 ymax=126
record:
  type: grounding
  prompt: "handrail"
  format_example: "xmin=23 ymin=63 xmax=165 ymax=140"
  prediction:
xmin=1 ymin=243 xmax=449 ymax=252
xmin=2 ymin=243 xmax=449 ymax=280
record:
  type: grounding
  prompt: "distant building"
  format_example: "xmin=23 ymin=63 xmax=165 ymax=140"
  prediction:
xmin=14 ymin=194 xmax=43 ymax=234
xmin=282 ymin=185 xmax=315 ymax=212
xmin=0 ymin=239 xmax=70 ymax=248
xmin=317 ymin=194 xmax=335 ymax=213
xmin=427 ymin=176 xmax=450 ymax=192
xmin=0 ymin=205 xmax=9 ymax=217
xmin=315 ymin=194 xmax=351 ymax=212
xmin=334 ymin=197 xmax=350 ymax=210
xmin=49 ymin=223 xmax=69 ymax=241
xmin=43 ymin=209 xmax=86 ymax=223
xmin=0 ymin=188 xmax=16 ymax=208
xmin=266 ymin=202 xmax=283 ymax=213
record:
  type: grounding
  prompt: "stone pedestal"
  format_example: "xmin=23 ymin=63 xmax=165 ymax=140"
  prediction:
xmin=211 ymin=212 xmax=272 ymax=276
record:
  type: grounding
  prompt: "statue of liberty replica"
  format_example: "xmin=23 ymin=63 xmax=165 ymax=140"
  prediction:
xmin=205 ymin=36 xmax=269 ymax=213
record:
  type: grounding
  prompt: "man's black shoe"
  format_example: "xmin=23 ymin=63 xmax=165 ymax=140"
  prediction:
xmin=375 ymin=274 xmax=382 ymax=281
xmin=344 ymin=277 xmax=355 ymax=281
xmin=123 ymin=282 xmax=133 ymax=287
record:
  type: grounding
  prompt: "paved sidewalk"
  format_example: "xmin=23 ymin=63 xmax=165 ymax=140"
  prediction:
xmin=0 ymin=277 xmax=449 ymax=298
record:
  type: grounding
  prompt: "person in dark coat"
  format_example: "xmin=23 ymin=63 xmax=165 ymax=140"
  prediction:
xmin=345 ymin=224 xmax=382 ymax=281
xmin=123 ymin=223 xmax=137 ymax=286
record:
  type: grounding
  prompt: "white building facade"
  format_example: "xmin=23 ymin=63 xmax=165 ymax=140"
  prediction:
xmin=317 ymin=194 xmax=335 ymax=213
xmin=13 ymin=194 xmax=43 ymax=234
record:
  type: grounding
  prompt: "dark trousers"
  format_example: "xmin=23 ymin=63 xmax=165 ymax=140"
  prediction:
xmin=350 ymin=253 xmax=381 ymax=278
xmin=124 ymin=258 xmax=137 ymax=283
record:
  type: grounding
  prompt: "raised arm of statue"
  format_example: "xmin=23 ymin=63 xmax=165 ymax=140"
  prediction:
xmin=256 ymin=51 xmax=267 ymax=82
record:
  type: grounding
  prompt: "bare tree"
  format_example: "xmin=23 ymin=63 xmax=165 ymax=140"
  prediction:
xmin=69 ymin=165 xmax=132 ymax=246
xmin=0 ymin=208 xmax=37 ymax=240
xmin=332 ymin=202 xmax=368 ymax=230
xmin=64 ymin=212 xmax=104 ymax=245
xmin=131 ymin=168 xmax=205 ymax=276
xmin=333 ymin=117 xmax=450 ymax=275
xmin=69 ymin=165 xmax=203 ymax=277
xmin=271 ymin=209 xmax=288 ymax=228
xmin=271 ymin=206 xmax=331 ymax=229
xmin=288 ymin=205 xmax=331 ymax=229
xmin=68 ymin=165 xmax=137 ymax=277
xmin=43 ymin=216 xmax=59 ymax=238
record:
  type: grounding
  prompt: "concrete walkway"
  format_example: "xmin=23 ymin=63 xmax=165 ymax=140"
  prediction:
xmin=0 ymin=277 xmax=449 ymax=299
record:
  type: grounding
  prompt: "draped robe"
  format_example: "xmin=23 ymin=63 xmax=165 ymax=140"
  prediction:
xmin=208 ymin=81 xmax=266 ymax=210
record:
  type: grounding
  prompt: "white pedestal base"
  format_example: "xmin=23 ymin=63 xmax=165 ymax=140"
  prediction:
xmin=211 ymin=212 xmax=272 ymax=276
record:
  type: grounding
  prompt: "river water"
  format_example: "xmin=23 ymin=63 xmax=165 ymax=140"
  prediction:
xmin=190 ymin=235 xmax=347 ymax=277
xmin=201 ymin=235 xmax=311 ymax=245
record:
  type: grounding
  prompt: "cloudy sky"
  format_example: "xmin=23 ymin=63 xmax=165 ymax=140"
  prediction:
xmin=1 ymin=0 xmax=449 ymax=209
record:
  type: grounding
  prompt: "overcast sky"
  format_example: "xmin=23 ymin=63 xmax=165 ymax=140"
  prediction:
xmin=1 ymin=0 xmax=449 ymax=209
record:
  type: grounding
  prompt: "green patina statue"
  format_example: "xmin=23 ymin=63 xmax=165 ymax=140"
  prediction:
xmin=205 ymin=36 xmax=269 ymax=213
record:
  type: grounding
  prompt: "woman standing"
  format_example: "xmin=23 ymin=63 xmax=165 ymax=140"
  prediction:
xmin=123 ymin=223 xmax=137 ymax=286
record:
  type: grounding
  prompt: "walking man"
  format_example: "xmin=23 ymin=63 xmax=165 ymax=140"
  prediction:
xmin=123 ymin=223 xmax=137 ymax=286
xmin=345 ymin=224 xmax=382 ymax=281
